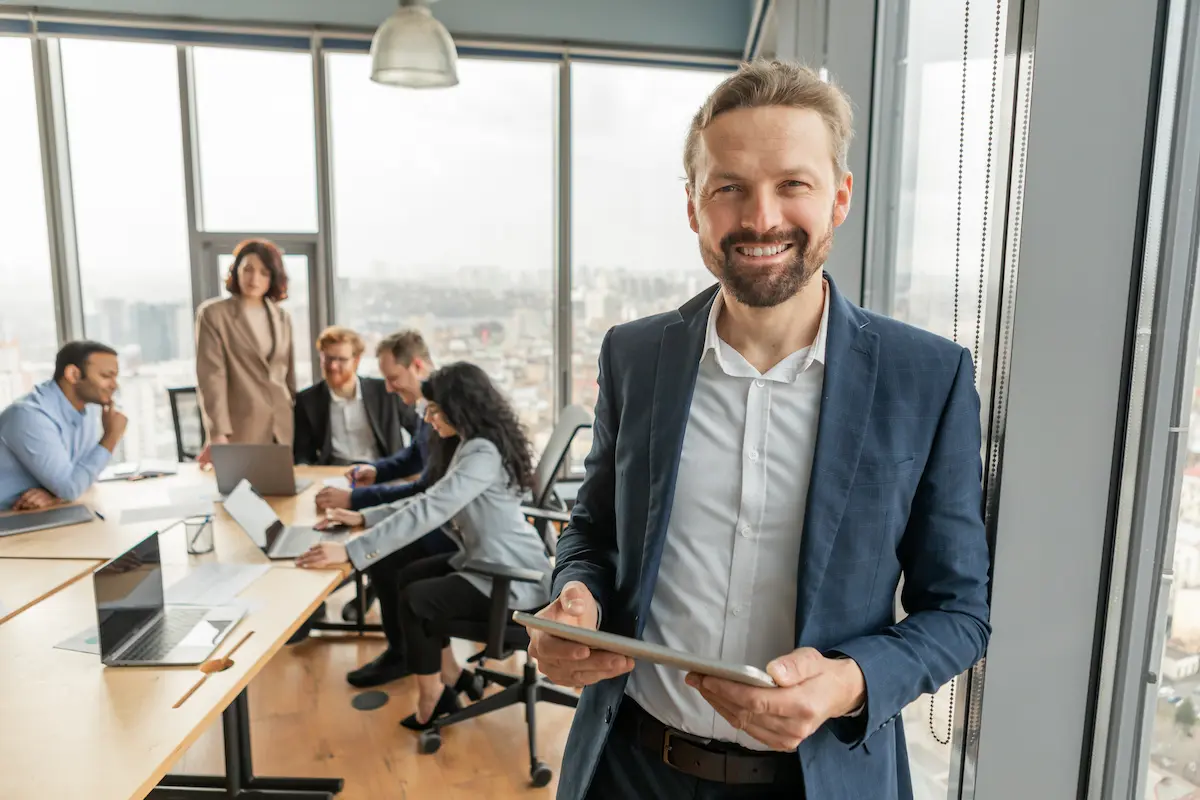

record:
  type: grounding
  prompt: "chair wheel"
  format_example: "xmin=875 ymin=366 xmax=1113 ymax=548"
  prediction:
xmin=531 ymin=762 xmax=553 ymax=788
xmin=341 ymin=601 xmax=359 ymax=624
xmin=418 ymin=730 xmax=442 ymax=755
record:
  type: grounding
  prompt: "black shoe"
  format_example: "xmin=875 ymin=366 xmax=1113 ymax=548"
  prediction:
xmin=286 ymin=602 xmax=327 ymax=645
xmin=347 ymin=650 xmax=410 ymax=689
xmin=453 ymin=669 xmax=485 ymax=702
xmin=401 ymin=686 xmax=462 ymax=731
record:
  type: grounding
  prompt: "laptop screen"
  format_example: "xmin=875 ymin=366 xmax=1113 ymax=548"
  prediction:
xmin=94 ymin=533 xmax=164 ymax=658
xmin=222 ymin=479 xmax=283 ymax=552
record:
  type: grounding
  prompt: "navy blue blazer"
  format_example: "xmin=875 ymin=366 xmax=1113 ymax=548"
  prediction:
xmin=551 ymin=274 xmax=991 ymax=800
xmin=349 ymin=419 xmax=433 ymax=511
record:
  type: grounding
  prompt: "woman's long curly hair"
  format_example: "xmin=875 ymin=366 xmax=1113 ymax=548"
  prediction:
xmin=421 ymin=362 xmax=536 ymax=493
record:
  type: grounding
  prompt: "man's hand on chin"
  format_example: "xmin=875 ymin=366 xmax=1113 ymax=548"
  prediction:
xmin=685 ymin=647 xmax=866 ymax=752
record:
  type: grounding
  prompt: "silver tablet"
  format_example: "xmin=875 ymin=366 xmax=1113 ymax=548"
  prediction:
xmin=513 ymin=611 xmax=776 ymax=688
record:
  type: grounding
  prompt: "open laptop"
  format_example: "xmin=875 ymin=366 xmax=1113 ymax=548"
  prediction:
xmin=210 ymin=443 xmax=312 ymax=497
xmin=222 ymin=479 xmax=347 ymax=560
xmin=94 ymin=532 xmax=244 ymax=666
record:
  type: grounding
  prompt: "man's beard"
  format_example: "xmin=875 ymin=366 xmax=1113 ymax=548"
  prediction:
xmin=700 ymin=214 xmax=833 ymax=308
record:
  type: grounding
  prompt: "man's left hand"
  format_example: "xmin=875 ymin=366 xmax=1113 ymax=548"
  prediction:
xmin=685 ymin=647 xmax=866 ymax=752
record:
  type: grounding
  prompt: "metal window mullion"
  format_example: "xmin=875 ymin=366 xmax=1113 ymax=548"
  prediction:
xmin=310 ymin=36 xmax=334 ymax=387
xmin=554 ymin=55 xmax=573 ymax=421
xmin=32 ymin=35 xmax=84 ymax=344
xmin=177 ymin=44 xmax=208 ymax=313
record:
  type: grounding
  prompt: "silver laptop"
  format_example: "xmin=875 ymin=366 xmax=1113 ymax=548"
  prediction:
xmin=0 ymin=503 xmax=94 ymax=537
xmin=223 ymin=479 xmax=347 ymax=560
xmin=94 ymin=532 xmax=244 ymax=666
xmin=210 ymin=443 xmax=313 ymax=496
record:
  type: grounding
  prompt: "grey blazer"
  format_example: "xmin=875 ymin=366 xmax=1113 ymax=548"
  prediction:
xmin=345 ymin=437 xmax=551 ymax=610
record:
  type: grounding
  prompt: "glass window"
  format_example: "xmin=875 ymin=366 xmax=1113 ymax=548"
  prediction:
xmin=0 ymin=37 xmax=57 ymax=408
xmin=869 ymin=3 xmax=1010 ymax=798
xmin=192 ymin=47 xmax=317 ymax=233
xmin=1146 ymin=293 xmax=1200 ymax=795
xmin=61 ymin=38 xmax=193 ymax=461
xmin=217 ymin=251 xmax=313 ymax=389
xmin=570 ymin=62 xmax=728 ymax=413
xmin=327 ymin=54 xmax=557 ymax=451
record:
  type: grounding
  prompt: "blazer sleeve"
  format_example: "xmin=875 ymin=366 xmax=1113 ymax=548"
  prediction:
xmin=371 ymin=436 xmax=424 ymax=485
xmin=195 ymin=304 xmax=232 ymax=440
xmin=550 ymin=328 xmax=619 ymax=619
xmin=826 ymin=347 xmax=992 ymax=748
xmin=349 ymin=474 xmax=426 ymax=511
xmin=345 ymin=439 xmax=498 ymax=570
xmin=292 ymin=391 xmax=319 ymax=465
xmin=283 ymin=310 xmax=297 ymax=400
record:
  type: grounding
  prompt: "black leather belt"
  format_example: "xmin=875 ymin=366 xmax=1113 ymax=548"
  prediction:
xmin=614 ymin=699 xmax=804 ymax=787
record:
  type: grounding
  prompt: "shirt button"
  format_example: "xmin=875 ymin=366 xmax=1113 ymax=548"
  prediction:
xmin=740 ymin=525 xmax=751 ymax=538
xmin=755 ymin=379 xmax=765 ymax=387
xmin=732 ymin=607 xmax=742 ymax=617
xmin=748 ymin=449 xmax=759 ymax=462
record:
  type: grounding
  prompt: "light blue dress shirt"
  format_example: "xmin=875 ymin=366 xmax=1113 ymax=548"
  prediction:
xmin=0 ymin=379 xmax=111 ymax=509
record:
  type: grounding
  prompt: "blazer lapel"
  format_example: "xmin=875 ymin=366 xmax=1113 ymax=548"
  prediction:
xmin=317 ymin=383 xmax=333 ymax=463
xmin=360 ymin=379 xmax=389 ymax=455
xmin=636 ymin=286 xmax=718 ymax=631
xmin=796 ymin=276 xmax=879 ymax=640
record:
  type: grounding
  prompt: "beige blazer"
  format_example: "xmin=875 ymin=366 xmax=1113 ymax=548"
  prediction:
xmin=194 ymin=296 xmax=296 ymax=446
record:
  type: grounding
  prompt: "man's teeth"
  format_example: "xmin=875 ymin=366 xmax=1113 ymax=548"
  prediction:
xmin=738 ymin=244 xmax=790 ymax=256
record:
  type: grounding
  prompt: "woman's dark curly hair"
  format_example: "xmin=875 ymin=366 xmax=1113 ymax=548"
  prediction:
xmin=224 ymin=238 xmax=289 ymax=301
xmin=421 ymin=362 xmax=535 ymax=493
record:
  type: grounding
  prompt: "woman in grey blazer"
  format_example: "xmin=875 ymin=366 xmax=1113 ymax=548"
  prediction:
xmin=298 ymin=362 xmax=551 ymax=729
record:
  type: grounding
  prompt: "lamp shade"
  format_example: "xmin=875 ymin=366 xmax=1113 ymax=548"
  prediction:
xmin=369 ymin=4 xmax=459 ymax=88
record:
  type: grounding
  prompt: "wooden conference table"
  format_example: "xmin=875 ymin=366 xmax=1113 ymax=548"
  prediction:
xmin=0 ymin=465 xmax=352 ymax=800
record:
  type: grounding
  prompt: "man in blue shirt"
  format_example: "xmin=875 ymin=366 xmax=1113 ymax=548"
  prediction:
xmin=0 ymin=340 xmax=127 ymax=510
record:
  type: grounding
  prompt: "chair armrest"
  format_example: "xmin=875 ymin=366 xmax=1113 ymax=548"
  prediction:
xmin=462 ymin=558 xmax=546 ymax=585
xmin=521 ymin=506 xmax=571 ymax=524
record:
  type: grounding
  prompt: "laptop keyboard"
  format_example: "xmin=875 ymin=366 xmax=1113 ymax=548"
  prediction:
xmin=121 ymin=607 xmax=210 ymax=661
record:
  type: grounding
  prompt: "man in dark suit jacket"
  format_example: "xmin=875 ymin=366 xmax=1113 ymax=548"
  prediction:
xmin=293 ymin=327 xmax=419 ymax=466
xmin=523 ymin=61 xmax=991 ymax=800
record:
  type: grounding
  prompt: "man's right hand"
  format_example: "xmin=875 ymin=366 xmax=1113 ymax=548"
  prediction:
xmin=100 ymin=404 xmax=128 ymax=452
xmin=315 ymin=487 xmax=352 ymax=511
xmin=346 ymin=464 xmax=377 ymax=487
xmin=523 ymin=581 xmax=633 ymax=688
xmin=12 ymin=488 xmax=58 ymax=511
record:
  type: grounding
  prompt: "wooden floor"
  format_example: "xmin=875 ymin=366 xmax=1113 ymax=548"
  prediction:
xmin=172 ymin=587 xmax=577 ymax=799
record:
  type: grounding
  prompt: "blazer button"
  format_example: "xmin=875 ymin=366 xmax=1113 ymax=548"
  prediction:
xmin=604 ymin=706 xmax=612 ymax=724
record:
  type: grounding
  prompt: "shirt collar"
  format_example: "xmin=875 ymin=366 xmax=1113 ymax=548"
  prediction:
xmin=45 ymin=379 xmax=86 ymax=428
xmin=701 ymin=279 xmax=829 ymax=377
xmin=329 ymin=377 xmax=361 ymax=405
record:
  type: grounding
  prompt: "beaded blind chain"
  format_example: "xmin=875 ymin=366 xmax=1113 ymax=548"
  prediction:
xmin=929 ymin=679 xmax=956 ymax=746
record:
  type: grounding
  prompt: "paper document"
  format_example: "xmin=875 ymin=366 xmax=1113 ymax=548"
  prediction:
xmin=119 ymin=500 xmax=213 ymax=525
xmin=167 ymin=486 xmax=222 ymax=506
xmin=54 ymin=627 xmax=101 ymax=655
xmin=322 ymin=476 xmax=350 ymax=490
xmin=165 ymin=563 xmax=270 ymax=607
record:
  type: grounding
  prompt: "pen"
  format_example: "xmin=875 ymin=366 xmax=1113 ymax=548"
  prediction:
xmin=94 ymin=510 xmax=106 ymax=521
xmin=349 ymin=466 xmax=357 ymax=490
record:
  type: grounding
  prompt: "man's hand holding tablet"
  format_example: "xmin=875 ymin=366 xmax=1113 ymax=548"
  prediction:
xmin=523 ymin=581 xmax=634 ymax=688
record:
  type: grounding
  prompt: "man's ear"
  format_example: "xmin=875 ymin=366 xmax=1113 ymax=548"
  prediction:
xmin=687 ymin=185 xmax=700 ymax=234
xmin=832 ymin=171 xmax=854 ymax=228
xmin=62 ymin=364 xmax=81 ymax=385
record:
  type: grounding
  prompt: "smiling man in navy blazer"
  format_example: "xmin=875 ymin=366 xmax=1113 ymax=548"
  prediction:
xmin=523 ymin=60 xmax=991 ymax=800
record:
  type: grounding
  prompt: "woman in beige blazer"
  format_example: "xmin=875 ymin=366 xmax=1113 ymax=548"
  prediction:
xmin=195 ymin=238 xmax=296 ymax=465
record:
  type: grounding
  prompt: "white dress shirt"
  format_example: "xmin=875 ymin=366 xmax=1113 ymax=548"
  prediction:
xmin=624 ymin=281 xmax=829 ymax=751
xmin=329 ymin=378 xmax=381 ymax=464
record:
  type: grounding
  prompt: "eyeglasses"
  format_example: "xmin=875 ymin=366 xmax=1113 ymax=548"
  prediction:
xmin=320 ymin=354 xmax=355 ymax=365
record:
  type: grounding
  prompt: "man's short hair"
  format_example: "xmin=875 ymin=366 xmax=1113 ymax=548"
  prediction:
xmin=684 ymin=59 xmax=855 ymax=190
xmin=315 ymin=325 xmax=365 ymax=357
xmin=54 ymin=340 xmax=118 ymax=381
xmin=376 ymin=330 xmax=431 ymax=367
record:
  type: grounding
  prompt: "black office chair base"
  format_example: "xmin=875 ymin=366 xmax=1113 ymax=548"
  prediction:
xmin=417 ymin=661 xmax=578 ymax=787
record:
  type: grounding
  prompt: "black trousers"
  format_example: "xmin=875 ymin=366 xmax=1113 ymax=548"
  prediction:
xmin=395 ymin=553 xmax=492 ymax=674
xmin=587 ymin=723 xmax=806 ymax=800
xmin=366 ymin=529 xmax=458 ymax=657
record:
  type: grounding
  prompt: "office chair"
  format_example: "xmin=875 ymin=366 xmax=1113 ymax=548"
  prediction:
xmin=167 ymin=387 xmax=205 ymax=462
xmin=411 ymin=406 xmax=592 ymax=786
